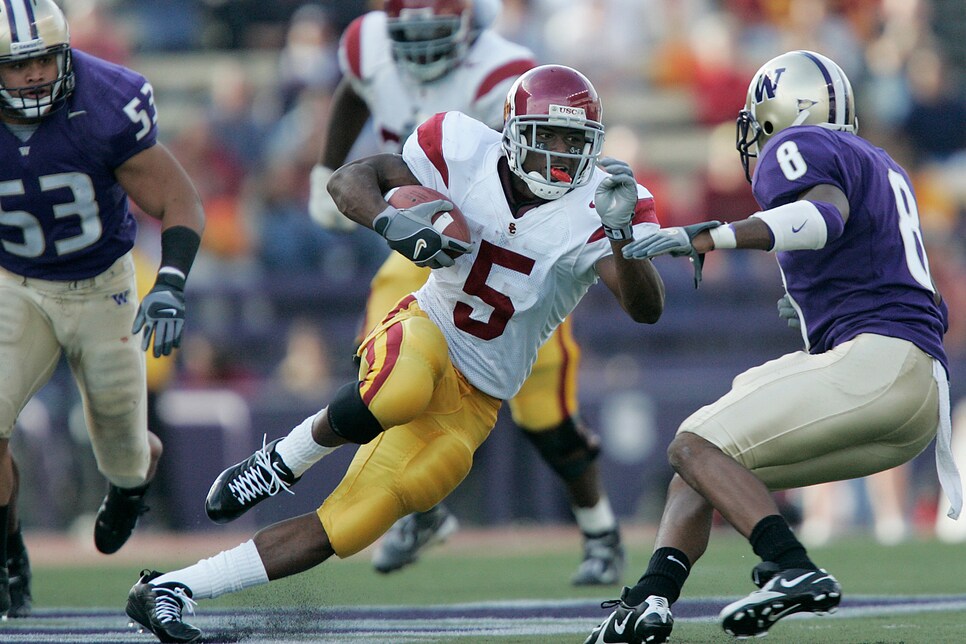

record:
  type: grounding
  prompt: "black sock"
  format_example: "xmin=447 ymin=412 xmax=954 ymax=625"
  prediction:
xmin=626 ymin=547 xmax=691 ymax=605
xmin=116 ymin=483 xmax=150 ymax=498
xmin=749 ymin=514 xmax=817 ymax=571
xmin=6 ymin=523 xmax=25 ymax=560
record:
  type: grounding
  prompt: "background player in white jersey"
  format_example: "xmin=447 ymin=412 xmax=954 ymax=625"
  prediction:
xmin=585 ymin=50 xmax=961 ymax=644
xmin=310 ymin=0 xmax=626 ymax=584
xmin=125 ymin=64 xmax=666 ymax=643
xmin=0 ymin=0 xmax=205 ymax=618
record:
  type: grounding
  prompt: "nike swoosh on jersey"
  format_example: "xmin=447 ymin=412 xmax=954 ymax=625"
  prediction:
xmin=791 ymin=220 xmax=808 ymax=233
xmin=67 ymin=110 xmax=87 ymax=118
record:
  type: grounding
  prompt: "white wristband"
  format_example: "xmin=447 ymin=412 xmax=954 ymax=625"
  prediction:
xmin=709 ymin=224 xmax=737 ymax=249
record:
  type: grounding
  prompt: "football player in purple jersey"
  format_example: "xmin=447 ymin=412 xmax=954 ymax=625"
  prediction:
xmin=0 ymin=0 xmax=204 ymax=617
xmin=586 ymin=50 xmax=963 ymax=644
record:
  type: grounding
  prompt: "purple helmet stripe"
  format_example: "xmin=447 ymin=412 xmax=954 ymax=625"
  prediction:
xmin=22 ymin=0 xmax=37 ymax=39
xmin=3 ymin=0 xmax=38 ymax=43
xmin=800 ymin=50 xmax=837 ymax=124
xmin=2 ymin=0 xmax=19 ymax=42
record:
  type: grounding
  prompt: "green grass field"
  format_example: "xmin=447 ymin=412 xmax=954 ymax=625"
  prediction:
xmin=16 ymin=526 xmax=966 ymax=643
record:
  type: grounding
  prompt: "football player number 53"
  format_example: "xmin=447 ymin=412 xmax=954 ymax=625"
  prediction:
xmin=0 ymin=173 xmax=101 ymax=258
xmin=455 ymin=240 xmax=535 ymax=340
xmin=0 ymin=84 xmax=156 ymax=259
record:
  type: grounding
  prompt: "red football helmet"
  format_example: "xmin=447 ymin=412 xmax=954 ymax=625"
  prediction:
xmin=385 ymin=0 xmax=473 ymax=82
xmin=502 ymin=65 xmax=604 ymax=200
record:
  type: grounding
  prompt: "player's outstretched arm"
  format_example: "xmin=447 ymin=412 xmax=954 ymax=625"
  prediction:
xmin=116 ymin=143 xmax=205 ymax=357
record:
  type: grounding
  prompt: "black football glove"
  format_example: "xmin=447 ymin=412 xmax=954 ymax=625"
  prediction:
xmin=133 ymin=272 xmax=186 ymax=358
xmin=373 ymin=200 xmax=472 ymax=269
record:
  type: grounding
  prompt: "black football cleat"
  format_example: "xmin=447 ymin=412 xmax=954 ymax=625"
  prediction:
xmin=126 ymin=569 xmax=201 ymax=643
xmin=94 ymin=484 xmax=150 ymax=554
xmin=720 ymin=568 xmax=841 ymax=638
xmin=205 ymin=437 xmax=300 ymax=524
xmin=6 ymin=548 xmax=32 ymax=617
xmin=584 ymin=588 xmax=674 ymax=643
xmin=0 ymin=565 xmax=10 ymax=617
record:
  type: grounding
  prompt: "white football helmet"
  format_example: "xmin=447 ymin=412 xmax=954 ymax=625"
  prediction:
xmin=502 ymin=64 xmax=604 ymax=200
xmin=736 ymin=50 xmax=858 ymax=181
xmin=385 ymin=0 xmax=473 ymax=83
xmin=0 ymin=0 xmax=74 ymax=120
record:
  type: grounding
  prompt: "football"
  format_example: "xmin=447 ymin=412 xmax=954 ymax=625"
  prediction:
xmin=387 ymin=184 xmax=472 ymax=252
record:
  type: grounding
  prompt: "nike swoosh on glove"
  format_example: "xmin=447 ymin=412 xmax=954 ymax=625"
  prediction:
xmin=133 ymin=275 xmax=186 ymax=358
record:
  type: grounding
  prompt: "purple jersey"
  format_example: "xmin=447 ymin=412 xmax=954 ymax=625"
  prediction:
xmin=0 ymin=50 xmax=158 ymax=280
xmin=753 ymin=125 xmax=948 ymax=371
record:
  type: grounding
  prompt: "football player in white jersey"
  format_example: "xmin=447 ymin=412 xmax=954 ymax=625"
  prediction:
xmin=0 ymin=0 xmax=205 ymax=618
xmin=310 ymin=0 xmax=628 ymax=584
xmin=125 ymin=64 xmax=666 ymax=643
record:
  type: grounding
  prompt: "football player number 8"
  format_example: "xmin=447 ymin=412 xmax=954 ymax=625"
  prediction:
xmin=777 ymin=142 xmax=934 ymax=294
xmin=888 ymin=168 xmax=934 ymax=293
xmin=455 ymin=240 xmax=535 ymax=340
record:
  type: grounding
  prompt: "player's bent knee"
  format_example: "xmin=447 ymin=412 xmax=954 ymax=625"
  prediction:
xmin=328 ymin=382 xmax=384 ymax=444
xmin=523 ymin=417 xmax=600 ymax=481
xmin=667 ymin=431 xmax=717 ymax=471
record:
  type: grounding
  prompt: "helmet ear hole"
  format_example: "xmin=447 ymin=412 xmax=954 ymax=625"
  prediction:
xmin=763 ymin=121 xmax=774 ymax=135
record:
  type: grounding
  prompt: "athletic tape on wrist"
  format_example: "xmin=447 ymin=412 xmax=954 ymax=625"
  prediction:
xmin=709 ymin=224 xmax=737 ymax=249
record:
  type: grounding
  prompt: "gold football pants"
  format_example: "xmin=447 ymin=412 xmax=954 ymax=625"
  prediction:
xmin=318 ymin=296 xmax=501 ymax=556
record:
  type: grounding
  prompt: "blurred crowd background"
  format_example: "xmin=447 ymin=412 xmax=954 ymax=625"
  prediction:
xmin=15 ymin=0 xmax=966 ymax=546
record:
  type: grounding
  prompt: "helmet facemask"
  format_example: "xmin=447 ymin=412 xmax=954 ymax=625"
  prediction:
xmin=735 ymin=107 xmax=763 ymax=183
xmin=0 ymin=45 xmax=74 ymax=121
xmin=504 ymin=114 xmax=603 ymax=200
xmin=501 ymin=65 xmax=605 ymax=201
xmin=387 ymin=9 xmax=471 ymax=82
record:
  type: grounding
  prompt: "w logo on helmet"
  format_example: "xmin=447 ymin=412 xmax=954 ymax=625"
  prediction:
xmin=754 ymin=68 xmax=786 ymax=103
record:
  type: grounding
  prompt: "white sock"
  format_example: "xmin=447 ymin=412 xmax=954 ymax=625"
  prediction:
xmin=152 ymin=540 xmax=268 ymax=600
xmin=275 ymin=410 xmax=338 ymax=478
xmin=573 ymin=496 xmax=617 ymax=535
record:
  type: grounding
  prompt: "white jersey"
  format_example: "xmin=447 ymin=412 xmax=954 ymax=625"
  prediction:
xmin=403 ymin=112 xmax=659 ymax=399
xmin=338 ymin=11 xmax=536 ymax=150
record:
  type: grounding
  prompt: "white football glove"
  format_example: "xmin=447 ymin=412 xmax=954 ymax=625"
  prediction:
xmin=594 ymin=174 xmax=638 ymax=241
xmin=309 ymin=164 xmax=357 ymax=232
xmin=622 ymin=221 xmax=722 ymax=288
xmin=598 ymin=156 xmax=634 ymax=178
